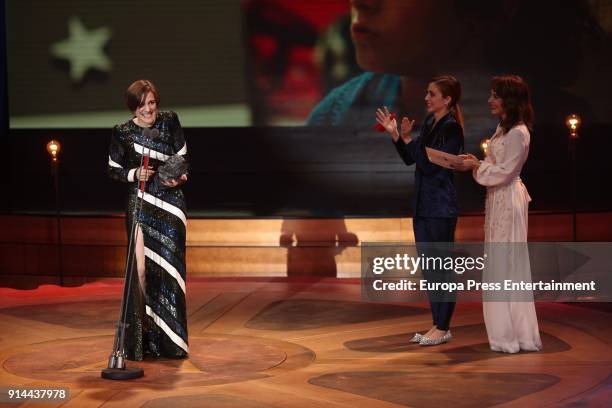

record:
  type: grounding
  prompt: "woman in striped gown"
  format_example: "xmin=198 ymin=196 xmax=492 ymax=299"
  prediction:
xmin=108 ymin=79 xmax=189 ymax=360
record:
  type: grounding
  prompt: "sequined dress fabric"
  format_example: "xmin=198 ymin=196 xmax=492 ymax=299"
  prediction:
xmin=108 ymin=111 xmax=188 ymax=360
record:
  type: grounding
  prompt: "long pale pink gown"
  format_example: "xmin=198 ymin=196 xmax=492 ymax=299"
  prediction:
xmin=473 ymin=124 xmax=542 ymax=353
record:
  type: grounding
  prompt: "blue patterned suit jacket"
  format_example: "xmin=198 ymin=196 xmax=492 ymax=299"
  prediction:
xmin=394 ymin=113 xmax=462 ymax=218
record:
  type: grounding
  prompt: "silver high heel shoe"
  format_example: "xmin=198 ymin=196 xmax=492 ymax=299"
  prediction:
xmin=419 ymin=330 xmax=452 ymax=346
xmin=409 ymin=333 xmax=423 ymax=343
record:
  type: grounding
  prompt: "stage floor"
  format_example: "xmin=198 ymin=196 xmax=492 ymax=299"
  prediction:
xmin=0 ymin=279 xmax=610 ymax=407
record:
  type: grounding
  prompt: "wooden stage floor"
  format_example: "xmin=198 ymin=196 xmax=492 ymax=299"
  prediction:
xmin=0 ymin=278 xmax=610 ymax=407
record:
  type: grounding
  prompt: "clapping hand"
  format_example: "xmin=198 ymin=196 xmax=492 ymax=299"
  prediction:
xmin=400 ymin=116 xmax=415 ymax=143
xmin=375 ymin=106 xmax=398 ymax=139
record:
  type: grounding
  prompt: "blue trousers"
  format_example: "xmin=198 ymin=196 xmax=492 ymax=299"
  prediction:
xmin=413 ymin=216 xmax=457 ymax=331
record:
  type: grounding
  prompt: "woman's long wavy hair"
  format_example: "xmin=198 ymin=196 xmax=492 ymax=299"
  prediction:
xmin=491 ymin=75 xmax=534 ymax=133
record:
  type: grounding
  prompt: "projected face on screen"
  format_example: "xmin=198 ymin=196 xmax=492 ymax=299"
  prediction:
xmin=349 ymin=1 xmax=441 ymax=74
xmin=5 ymin=0 xmax=611 ymax=130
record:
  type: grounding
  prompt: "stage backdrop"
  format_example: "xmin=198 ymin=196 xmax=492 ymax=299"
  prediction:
xmin=4 ymin=0 xmax=612 ymax=217
xmin=6 ymin=124 xmax=612 ymax=217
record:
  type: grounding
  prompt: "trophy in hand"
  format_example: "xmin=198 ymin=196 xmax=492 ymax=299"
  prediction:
xmin=152 ymin=155 xmax=189 ymax=191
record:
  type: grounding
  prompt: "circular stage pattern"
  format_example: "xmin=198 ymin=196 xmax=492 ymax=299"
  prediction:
xmin=4 ymin=334 xmax=315 ymax=388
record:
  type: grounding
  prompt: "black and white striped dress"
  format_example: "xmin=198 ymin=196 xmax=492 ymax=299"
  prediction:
xmin=108 ymin=110 xmax=188 ymax=360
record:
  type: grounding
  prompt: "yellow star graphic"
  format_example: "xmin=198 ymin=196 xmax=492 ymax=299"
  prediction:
xmin=51 ymin=16 xmax=112 ymax=82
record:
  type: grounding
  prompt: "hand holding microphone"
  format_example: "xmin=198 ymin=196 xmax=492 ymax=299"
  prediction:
xmin=138 ymin=128 xmax=161 ymax=190
xmin=136 ymin=165 xmax=155 ymax=181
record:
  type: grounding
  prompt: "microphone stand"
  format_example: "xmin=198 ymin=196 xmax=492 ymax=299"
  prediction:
xmin=102 ymin=130 xmax=153 ymax=380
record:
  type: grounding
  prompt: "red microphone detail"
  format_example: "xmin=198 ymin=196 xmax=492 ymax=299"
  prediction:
xmin=139 ymin=155 xmax=150 ymax=192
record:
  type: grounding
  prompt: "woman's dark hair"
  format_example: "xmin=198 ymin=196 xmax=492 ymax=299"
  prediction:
xmin=427 ymin=75 xmax=465 ymax=150
xmin=124 ymin=80 xmax=160 ymax=112
xmin=491 ymin=75 xmax=534 ymax=133
xmin=430 ymin=75 xmax=464 ymax=130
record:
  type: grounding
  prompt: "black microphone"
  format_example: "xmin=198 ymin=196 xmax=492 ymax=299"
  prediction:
xmin=143 ymin=128 xmax=160 ymax=140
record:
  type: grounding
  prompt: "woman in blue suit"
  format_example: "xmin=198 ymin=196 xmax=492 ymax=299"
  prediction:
xmin=376 ymin=75 xmax=464 ymax=346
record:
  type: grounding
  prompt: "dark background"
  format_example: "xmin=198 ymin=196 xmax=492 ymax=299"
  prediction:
xmin=4 ymin=124 xmax=611 ymax=217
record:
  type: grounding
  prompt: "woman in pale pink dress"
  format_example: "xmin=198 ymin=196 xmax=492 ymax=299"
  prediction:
xmin=462 ymin=75 xmax=542 ymax=353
